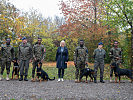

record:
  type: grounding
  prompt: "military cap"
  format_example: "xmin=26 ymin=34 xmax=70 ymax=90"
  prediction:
xmin=22 ymin=37 xmax=27 ymax=40
xmin=98 ymin=42 xmax=103 ymax=45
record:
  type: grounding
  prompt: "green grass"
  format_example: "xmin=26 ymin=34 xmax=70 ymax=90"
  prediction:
xmin=2 ymin=64 xmax=130 ymax=81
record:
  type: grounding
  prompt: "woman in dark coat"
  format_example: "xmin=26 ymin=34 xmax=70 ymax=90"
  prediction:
xmin=56 ymin=40 xmax=68 ymax=82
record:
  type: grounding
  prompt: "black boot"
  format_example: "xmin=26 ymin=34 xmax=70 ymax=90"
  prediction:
xmin=24 ymin=76 xmax=28 ymax=81
xmin=94 ymin=77 xmax=97 ymax=83
xmin=100 ymin=77 xmax=105 ymax=83
xmin=19 ymin=75 xmax=23 ymax=81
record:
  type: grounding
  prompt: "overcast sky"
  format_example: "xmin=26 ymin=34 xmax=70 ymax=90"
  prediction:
xmin=8 ymin=0 xmax=64 ymax=18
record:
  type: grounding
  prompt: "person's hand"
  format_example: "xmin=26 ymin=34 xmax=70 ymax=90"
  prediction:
xmin=30 ymin=59 xmax=32 ymax=63
xmin=44 ymin=49 xmax=46 ymax=53
xmin=41 ymin=59 xmax=43 ymax=63
xmin=116 ymin=57 xmax=120 ymax=60
xmin=65 ymin=61 xmax=68 ymax=64
xmin=34 ymin=57 xmax=37 ymax=61
xmin=74 ymin=62 xmax=76 ymax=65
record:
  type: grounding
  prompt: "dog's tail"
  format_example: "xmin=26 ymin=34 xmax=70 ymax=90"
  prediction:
xmin=48 ymin=77 xmax=55 ymax=81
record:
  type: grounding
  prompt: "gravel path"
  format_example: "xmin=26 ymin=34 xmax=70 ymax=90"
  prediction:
xmin=0 ymin=80 xmax=132 ymax=100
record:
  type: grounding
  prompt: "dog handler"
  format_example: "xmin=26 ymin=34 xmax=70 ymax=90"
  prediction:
xmin=31 ymin=37 xmax=46 ymax=82
xmin=109 ymin=41 xmax=122 ymax=82
xmin=0 ymin=38 xmax=14 ymax=81
xmin=74 ymin=39 xmax=88 ymax=83
xmin=18 ymin=37 xmax=32 ymax=81
xmin=93 ymin=42 xmax=106 ymax=83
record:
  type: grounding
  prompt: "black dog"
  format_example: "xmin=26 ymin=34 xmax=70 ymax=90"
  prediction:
xmin=11 ymin=57 xmax=19 ymax=80
xmin=111 ymin=63 xmax=133 ymax=83
xmin=80 ymin=68 xmax=94 ymax=83
xmin=36 ymin=62 xmax=55 ymax=82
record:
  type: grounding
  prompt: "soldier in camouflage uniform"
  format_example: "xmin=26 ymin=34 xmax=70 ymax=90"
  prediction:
xmin=0 ymin=38 xmax=14 ymax=81
xmin=74 ymin=40 xmax=88 ymax=83
xmin=109 ymin=41 xmax=122 ymax=82
xmin=18 ymin=37 xmax=32 ymax=81
xmin=31 ymin=38 xmax=46 ymax=81
xmin=0 ymin=41 xmax=2 ymax=71
xmin=93 ymin=42 xmax=106 ymax=83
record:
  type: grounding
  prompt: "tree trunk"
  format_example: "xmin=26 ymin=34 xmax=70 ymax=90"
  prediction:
xmin=94 ymin=0 xmax=97 ymax=24
xmin=131 ymin=28 xmax=133 ymax=69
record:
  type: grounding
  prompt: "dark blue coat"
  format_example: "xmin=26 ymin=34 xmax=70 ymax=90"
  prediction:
xmin=56 ymin=47 xmax=68 ymax=69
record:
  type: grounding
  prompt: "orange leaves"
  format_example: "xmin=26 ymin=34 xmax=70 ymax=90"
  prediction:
xmin=58 ymin=0 xmax=115 ymax=41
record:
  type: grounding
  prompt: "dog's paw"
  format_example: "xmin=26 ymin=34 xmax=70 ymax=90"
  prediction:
xmin=85 ymin=81 xmax=88 ymax=83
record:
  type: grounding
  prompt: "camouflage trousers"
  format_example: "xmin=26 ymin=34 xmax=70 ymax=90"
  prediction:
xmin=0 ymin=59 xmax=1 ymax=69
xmin=94 ymin=60 xmax=104 ymax=78
xmin=75 ymin=61 xmax=85 ymax=80
xmin=110 ymin=60 xmax=121 ymax=77
xmin=1 ymin=60 xmax=11 ymax=75
xmin=19 ymin=60 xmax=29 ymax=76
xmin=32 ymin=60 xmax=42 ymax=78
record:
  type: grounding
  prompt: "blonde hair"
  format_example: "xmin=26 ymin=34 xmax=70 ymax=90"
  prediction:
xmin=60 ymin=40 xmax=66 ymax=47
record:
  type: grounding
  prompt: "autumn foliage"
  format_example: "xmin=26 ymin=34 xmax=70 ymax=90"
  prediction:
xmin=0 ymin=0 xmax=132 ymax=68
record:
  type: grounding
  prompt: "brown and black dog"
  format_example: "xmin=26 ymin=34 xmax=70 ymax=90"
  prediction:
xmin=111 ymin=63 xmax=133 ymax=83
xmin=36 ymin=62 xmax=55 ymax=82
xmin=11 ymin=58 xmax=19 ymax=80
xmin=80 ymin=68 xmax=95 ymax=83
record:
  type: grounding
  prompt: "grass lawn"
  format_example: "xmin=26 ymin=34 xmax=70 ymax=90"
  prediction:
xmin=2 ymin=62 xmax=129 ymax=81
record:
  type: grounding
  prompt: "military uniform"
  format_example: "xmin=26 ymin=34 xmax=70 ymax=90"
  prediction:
xmin=1 ymin=44 xmax=14 ymax=75
xmin=74 ymin=46 xmax=88 ymax=81
xmin=32 ymin=43 xmax=45 ymax=78
xmin=109 ymin=47 xmax=122 ymax=77
xmin=0 ymin=47 xmax=2 ymax=71
xmin=93 ymin=48 xmax=106 ymax=80
xmin=18 ymin=43 xmax=32 ymax=78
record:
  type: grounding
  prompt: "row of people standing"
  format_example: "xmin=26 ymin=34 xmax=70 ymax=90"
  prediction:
xmin=0 ymin=37 xmax=45 ymax=81
xmin=0 ymin=37 xmax=122 ymax=82
xmin=74 ymin=40 xmax=122 ymax=83
xmin=55 ymin=39 xmax=122 ymax=83
xmin=19 ymin=37 xmax=46 ymax=81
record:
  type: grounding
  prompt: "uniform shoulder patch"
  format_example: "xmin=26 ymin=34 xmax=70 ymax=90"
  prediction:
xmin=41 ymin=45 xmax=44 ymax=48
xmin=87 ymin=68 xmax=90 ymax=71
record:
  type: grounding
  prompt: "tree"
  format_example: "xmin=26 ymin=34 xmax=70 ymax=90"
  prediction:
xmin=101 ymin=0 xmax=133 ymax=68
xmin=0 ymin=0 xmax=24 ymax=44
xmin=58 ymin=0 xmax=118 ymax=62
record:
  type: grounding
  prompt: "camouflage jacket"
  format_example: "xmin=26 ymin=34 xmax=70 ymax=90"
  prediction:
xmin=18 ymin=43 xmax=32 ymax=60
xmin=1 ymin=44 xmax=14 ymax=61
xmin=93 ymin=48 xmax=106 ymax=61
xmin=0 ymin=47 xmax=1 ymax=60
xmin=33 ymin=44 xmax=45 ymax=60
xmin=74 ymin=46 xmax=88 ymax=63
xmin=109 ymin=47 xmax=122 ymax=61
